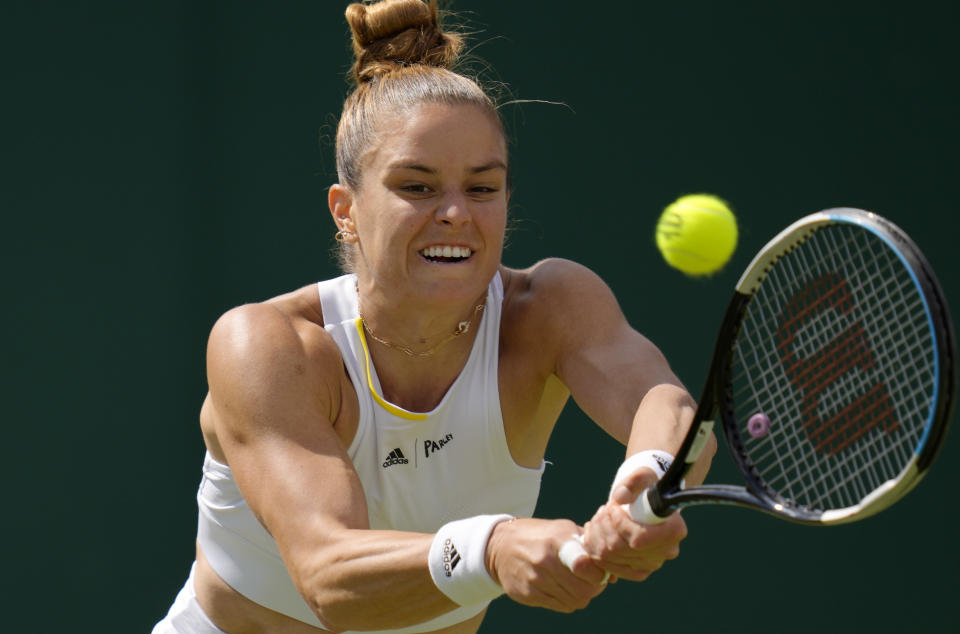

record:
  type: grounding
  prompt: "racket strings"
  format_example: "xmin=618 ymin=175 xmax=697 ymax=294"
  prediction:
xmin=758 ymin=232 xmax=925 ymax=507
xmin=730 ymin=223 xmax=935 ymax=512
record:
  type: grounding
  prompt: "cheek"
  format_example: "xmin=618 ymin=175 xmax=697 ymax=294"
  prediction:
xmin=353 ymin=195 xmax=407 ymax=247
xmin=484 ymin=205 xmax=509 ymax=239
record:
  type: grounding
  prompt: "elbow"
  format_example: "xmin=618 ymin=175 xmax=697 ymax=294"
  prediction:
xmin=288 ymin=557 xmax=352 ymax=632
xmin=295 ymin=578 xmax=337 ymax=631
xmin=306 ymin=590 xmax=406 ymax=633
xmin=303 ymin=583 xmax=352 ymax=633
xmin=646 ymin=382 xmax=696 ymax=409
xmin=645 ymin=382 xmax=697 ymax=429
xmin=294 ymin=552 xmax=388 ymax=633
xmin=310 ymin=602 xmax=350 ymax=634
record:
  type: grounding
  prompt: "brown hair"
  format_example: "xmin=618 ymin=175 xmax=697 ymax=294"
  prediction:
xmin=336 ymin=0 xmax=505 ymax=189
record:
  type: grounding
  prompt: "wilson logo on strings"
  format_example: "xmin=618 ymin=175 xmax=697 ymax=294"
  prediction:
xmin=777 ymin=272 xmax=899 ymax=455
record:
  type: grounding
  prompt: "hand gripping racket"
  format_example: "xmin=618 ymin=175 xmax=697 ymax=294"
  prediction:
xmin=627 ymin=208 xmax=955 ymax=526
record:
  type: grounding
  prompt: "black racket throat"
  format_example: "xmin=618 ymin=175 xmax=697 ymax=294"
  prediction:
xmin=650 ymin=293 xmax=772 ymax=519
xmin=656 ymin=293 xmax=751 ymax=483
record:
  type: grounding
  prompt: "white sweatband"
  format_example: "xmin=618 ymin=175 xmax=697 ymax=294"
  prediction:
xmin=609 ymin=450 xmax=675 ymax=498
xmin=428 ymin=514 xmax=514 ymax=606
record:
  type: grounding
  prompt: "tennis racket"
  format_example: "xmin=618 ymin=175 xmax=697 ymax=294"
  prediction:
xmin=627 ymin=207 xmax=956 ymax=526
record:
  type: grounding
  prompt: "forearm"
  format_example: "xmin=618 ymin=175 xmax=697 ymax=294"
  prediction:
xmin=295 ymin=529 xmax=458 ymax=631
xmin=625 ymin=383 xmax=697 ymax=456
xmin=623 ymin=383 xmax=715 ymax=487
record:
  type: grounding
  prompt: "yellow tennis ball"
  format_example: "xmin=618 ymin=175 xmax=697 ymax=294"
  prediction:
xmin=655 ymin=194 xmax=738 ymax=276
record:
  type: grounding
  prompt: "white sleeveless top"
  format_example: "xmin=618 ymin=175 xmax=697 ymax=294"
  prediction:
xmin=196 ymin=272 xmax=544 ymax=633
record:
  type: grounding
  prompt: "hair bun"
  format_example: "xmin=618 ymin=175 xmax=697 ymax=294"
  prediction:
xmin=346 ymin=0 xmax=463 ymax=83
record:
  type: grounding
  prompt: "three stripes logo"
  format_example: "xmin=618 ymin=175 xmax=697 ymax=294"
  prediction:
xmin=653 ymin=454 xmax=672 ymax=474
xmin=442 ymin=539 xmax=461 ymax=577
xmin=382 ymin=448 xmax=409 ymax=468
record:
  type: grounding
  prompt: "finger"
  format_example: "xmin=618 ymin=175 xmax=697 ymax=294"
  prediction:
xmin=610 ymin=469 xmax=659 ymax=505
xmin=516 ymin=583 xmax=576 ymax=613
xmin=611 ymin=503 xmax=688 ymax=549
xmin=506 ymin=553 xmax=600 ymax=613
xmin=569 ymin=552 xmax=610 ymax=587
xmin=558 ymin=535 xmax=610 ymax=585
xmin=588 ymin=517 xmax=661 ymax=571
xmin=584 ymin=505 xmax=685 ymax=573
xmin=532 ymin=564 xmax=605 ymax=613
xmin=597 ymin=560 xmax=658 ymax=583
xmin=584 ymin=506 xmax=630 ymax=560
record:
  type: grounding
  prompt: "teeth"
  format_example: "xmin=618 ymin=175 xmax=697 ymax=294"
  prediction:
xmin=421 ymin=246 xmax=472 ymax=259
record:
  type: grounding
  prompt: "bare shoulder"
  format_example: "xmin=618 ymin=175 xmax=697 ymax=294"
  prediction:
xmin=206 ymin=284 xmax=344 ymax=432
xmin=502 ymin=259 xmax=622 ymax=332
xmin=500 ymin=259 xmax=625 ymax=372
xmin=208 ymin=284 xmax=334 ymax=368
xmin=505 ymin=256 xmax=617 ymax=301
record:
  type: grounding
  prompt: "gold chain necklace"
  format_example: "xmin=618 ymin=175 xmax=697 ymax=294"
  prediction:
xmin=357 ymin=297 xmax=486 ymax=358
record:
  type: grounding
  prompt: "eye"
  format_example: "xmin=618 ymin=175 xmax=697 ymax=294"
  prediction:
xmin=468 ymin=185 xmax=502 ymax=197
xmin=400 ymin=184 xmax=432 ymax=194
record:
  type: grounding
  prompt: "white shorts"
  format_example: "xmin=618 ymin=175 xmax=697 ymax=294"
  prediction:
xmin=152 ymin=562 xmax=227 ymax=634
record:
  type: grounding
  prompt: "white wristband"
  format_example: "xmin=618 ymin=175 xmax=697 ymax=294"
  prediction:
xmin=428 ymin=514 xmax=514 ymax=606
xmin=609 ymin=450 xmax=675 ymax=498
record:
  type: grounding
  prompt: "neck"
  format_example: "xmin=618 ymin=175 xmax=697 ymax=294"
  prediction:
xmin=356 ymin=279 xmax=489 ymax=359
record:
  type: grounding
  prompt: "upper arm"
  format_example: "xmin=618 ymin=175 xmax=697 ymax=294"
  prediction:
xmin=527 ymin=259 xmax=687 ymax=444
xmin=204 ymin=303 xmax=367 ymax=574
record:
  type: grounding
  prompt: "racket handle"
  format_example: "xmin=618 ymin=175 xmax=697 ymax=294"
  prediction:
xmin=622 ymin=487 xmax=668 ymax=525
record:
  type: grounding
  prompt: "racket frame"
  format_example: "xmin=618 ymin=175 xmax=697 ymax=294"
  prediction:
xmin=639 ymin=208 xmax=955 ymax=526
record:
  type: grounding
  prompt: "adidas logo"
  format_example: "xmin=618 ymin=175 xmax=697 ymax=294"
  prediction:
xmin=382 ymin=448 xmax=409 ymax=468
xmin=442 ymin=539 xmax=461 ymax=577
xmin=654 ymin=455 xmax=672 ymax=473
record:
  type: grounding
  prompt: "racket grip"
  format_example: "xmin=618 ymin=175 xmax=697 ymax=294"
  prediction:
xmin=622 ymin=488 xmax=668 ymax=525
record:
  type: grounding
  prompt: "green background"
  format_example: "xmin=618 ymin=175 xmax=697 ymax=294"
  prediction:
xmin=4 ymin=1 xmax=958 ymax=632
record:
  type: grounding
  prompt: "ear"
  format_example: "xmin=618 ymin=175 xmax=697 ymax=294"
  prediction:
xmin=328 ymin=184 xmax=356 ymax=233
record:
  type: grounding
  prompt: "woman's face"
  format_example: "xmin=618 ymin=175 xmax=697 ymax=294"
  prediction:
xmin=335 ymin=102 xmax=509 ymax=305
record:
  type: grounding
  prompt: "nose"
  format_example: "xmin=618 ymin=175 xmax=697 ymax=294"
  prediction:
xmin=435 ymin=191 xmax=472 ymax=227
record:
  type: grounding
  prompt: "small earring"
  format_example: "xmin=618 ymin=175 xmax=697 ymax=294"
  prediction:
xmin=335 ymin=229 xmax=352 ymax=243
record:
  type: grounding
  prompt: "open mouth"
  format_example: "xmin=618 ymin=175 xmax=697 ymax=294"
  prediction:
xmin=420 ymin=245 xmax=473 ymax=263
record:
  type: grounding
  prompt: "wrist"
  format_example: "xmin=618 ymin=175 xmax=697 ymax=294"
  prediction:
xmin=428 ymin=514 xmax=514 ymax=607
xmin=483 ymin=517 xmax=511 ymax=586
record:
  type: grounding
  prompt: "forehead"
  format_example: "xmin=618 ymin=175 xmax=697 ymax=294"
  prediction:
xmin=366 ymin=102 xmax=507 ymax=172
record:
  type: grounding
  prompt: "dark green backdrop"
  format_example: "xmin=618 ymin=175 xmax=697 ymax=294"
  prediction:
xmin=4 ymin=1 xmax=958 ymax=632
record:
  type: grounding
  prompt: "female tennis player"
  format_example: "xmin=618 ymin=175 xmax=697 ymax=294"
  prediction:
xmin=153 ymin=1 xmax=715 ymax=632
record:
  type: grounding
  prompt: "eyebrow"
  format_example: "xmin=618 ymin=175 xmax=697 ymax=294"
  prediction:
xmin=389 ymin=160 xmax=507 ymax=175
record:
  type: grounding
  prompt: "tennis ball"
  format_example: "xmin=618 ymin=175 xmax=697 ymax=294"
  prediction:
xmin=655 ymin=194 xmax=738 ymax=276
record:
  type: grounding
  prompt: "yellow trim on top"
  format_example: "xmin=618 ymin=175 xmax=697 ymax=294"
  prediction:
xmin=354 ymin=317 xmax=427 ymax=421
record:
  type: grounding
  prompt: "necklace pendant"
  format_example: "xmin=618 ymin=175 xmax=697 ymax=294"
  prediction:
xmin=357 ymin=293 xmax=485 ymax=358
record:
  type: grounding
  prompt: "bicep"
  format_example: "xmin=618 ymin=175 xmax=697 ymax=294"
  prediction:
xmin=546 ymin=266 xmax=684 ymax=444
xmin=559 ymin=323 xmax=684 ymax=444
xmin=205 ymin=305 xmax=369 ymax=558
